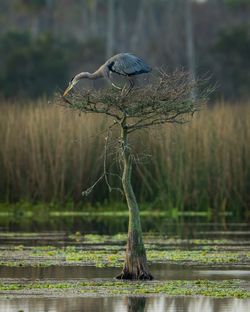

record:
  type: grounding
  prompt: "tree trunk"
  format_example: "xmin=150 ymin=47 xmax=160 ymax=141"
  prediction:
xmin=185 ymin=0 xmax=196 ymax=99
xmin=130 ymin=0 xmax=147 ymax=51
xmin=30 ymin=14 xmax=40 ymax=38
xmin=116 ymin=126 xmax=153 ymax=280
xmin=106 ymin=0 xmax=115 ymax=58
xmin=46 ymin=0 xmax=55 ymax=35
xmin=90 ymin=0 xmax=98 ymax=37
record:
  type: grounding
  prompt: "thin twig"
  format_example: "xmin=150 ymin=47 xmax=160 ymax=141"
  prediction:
xmin=58 ymin=69 xmax=209 ymax=199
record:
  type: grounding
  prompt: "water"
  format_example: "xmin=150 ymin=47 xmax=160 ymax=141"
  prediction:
xmin=0 ymin=264 xmax=250 ymax=281
xmin=0 ymin=226 xmax=249 ymax=312
xmin=0 ymin=212 xmax=249 ymax=238
xmin=0 ymin=296 xmax=249 ymax=312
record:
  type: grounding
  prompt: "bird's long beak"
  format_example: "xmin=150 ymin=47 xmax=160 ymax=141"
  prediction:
xmin=63 ymin=84 xmax=73 ymax=97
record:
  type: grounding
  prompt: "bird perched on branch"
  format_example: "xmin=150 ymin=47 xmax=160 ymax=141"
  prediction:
xmin=63 ymin=53 xmax=151 ymax=96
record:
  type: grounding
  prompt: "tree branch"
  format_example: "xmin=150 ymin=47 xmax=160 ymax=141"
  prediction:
xmin=57 ymin=69 xmax=210 ymax=196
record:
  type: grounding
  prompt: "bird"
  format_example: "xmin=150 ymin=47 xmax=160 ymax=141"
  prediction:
xmin=63 ymin=53 xmax=151 ymax=96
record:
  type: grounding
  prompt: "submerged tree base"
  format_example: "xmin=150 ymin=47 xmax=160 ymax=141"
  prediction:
xmin=116 ymin=229 xmax=154 ymax=280
xmin=116 ymin=266 xmax=153 ymax=281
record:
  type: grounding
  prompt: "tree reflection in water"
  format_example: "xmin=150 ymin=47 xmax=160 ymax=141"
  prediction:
xmin=127 ymin=297 xmax=146 ymax=312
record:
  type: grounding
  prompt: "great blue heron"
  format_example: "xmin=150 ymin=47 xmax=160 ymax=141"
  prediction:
xmin=63 ymin=53 xmax=151 ymax=96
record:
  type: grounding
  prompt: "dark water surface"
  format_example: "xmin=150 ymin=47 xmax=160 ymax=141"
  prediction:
xmin=1 ymin=264 xmax=250 ymax=281
xmin=0 ymin=296 xmax=249 ymax=312
xmin=1 ymin=211 xmax=249 ymax=238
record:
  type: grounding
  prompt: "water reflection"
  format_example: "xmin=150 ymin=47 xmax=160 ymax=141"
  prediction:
xmin=146 ymin=296 xmax=250 ymax=312
xmin=1 ymin=213 xmax=249 ymax=238
xmin=1 ymin=264 xmax=250 ymax=281
xmin=0 ymin=296 xmax=249 ymax=312
xmin=127 ymin=297 xmax=146 ymax=312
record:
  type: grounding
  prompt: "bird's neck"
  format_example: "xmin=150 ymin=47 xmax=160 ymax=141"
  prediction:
xmin=75 ymin=67 xmax=104 ymax=81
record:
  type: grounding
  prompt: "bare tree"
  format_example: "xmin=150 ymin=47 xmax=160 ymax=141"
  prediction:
xmin=46 ymin=0 xmax=55 ymax=34
xmin=117 ymin=0 xmax=126 ymax=51
xmin=130 ymin=0 xmax=147 ymax=51
xmin=60 ymin=70 xmax=209 ymax=280
xmin=90 ymin=0 xmax=98 ymax=37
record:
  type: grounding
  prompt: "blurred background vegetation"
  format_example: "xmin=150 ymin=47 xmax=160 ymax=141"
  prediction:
xmin=0 ymin=0 xmax=250 ymax=219
xmin=0 ymin=0 xmax=249 ymax=99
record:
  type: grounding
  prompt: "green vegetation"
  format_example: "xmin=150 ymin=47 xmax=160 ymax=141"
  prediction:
xmin=0 ymin=102 xmax=249 ymax=218
xmin=0 ymin=31 xmax=103 ymax=98
xmin=225 ymin=0 xmax=250 ymax=7
xmin=0 ymin=204 xmax=219 ymax=234
xmin=214 ymin=25 xmax=250 ymax=98
xmin=0 ymin=232 xmax=233 ymax=245
xmin=0 ymin=280 xmax=248 ymax=299
xmin=0 ymin=245 xmax=249 ymax=268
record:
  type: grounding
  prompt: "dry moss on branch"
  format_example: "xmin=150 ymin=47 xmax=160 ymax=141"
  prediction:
xmin=59 ymin=70 xmax=210 ymax=132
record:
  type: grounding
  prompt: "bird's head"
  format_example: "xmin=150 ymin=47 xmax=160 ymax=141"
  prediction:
xmin=63 ymin=76 xmax=79 ymax=97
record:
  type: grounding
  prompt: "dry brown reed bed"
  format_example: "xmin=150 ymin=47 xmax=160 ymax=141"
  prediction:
xmin=0 ymin=100 xmax=249 ymax=215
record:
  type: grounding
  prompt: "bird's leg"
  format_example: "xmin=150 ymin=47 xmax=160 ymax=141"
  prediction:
xmin=121 ymin=84 xmax=127 ymax=96
xmin=112 ymin=82 xmax=122 ymax=90
xmin=128 ymin=78 xmax=135 ymax=92
xmin=107 ymin=72 xmax=122 ymax=90
xmin=121 ymin=77 xmax=135 ymax=96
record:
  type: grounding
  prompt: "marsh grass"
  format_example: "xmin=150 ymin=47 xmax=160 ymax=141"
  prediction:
xmin=0 ymin=100 xmax=249 ymax=216
xmin=142 ymin=102 xmax=250 ymax=217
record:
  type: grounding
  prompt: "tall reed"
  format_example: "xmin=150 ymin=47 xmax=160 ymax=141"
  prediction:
xmin=141 ymin=103 xmax=250 ymax=217
xmin=0 ymin=100 xmax=249 ymax=216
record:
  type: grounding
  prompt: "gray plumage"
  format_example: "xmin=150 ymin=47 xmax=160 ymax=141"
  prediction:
xmin=63 ymin=53 xmax=151 ymax=96
xmin=105 ymin=53 xmax=151 ymax=77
